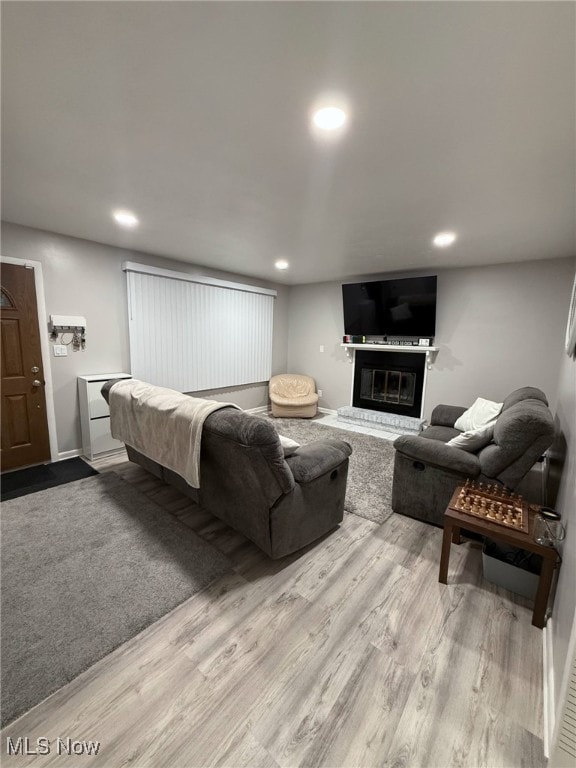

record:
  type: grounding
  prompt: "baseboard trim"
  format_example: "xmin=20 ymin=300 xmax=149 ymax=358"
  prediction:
xmin=245 ymin=406 xmax=269 ymax=414
xmin=543 ymin=617 xmax=555 ymax=759
xmin=57 ymin=449 xmax=82 ymax=461
xmin=246 ymin=405 xmax=336 ymax=417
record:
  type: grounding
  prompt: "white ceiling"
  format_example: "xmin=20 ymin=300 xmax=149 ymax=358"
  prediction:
xmin=2 ymin=2 xmax=575 ymax=285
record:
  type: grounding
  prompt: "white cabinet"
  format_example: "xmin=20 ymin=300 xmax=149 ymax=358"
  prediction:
xmin=78 ymin=373 xmax=131 ymax=460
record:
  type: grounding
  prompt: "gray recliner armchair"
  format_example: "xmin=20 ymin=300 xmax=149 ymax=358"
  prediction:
xmin=392 ymin=387 xmax=555 ymax=527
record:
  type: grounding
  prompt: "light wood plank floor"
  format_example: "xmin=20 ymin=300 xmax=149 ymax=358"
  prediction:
xmin=1 ymin=452 xmax=544 ymax=768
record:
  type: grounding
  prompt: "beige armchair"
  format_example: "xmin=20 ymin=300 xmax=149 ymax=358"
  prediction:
xmin=269 ymin=374 xmax=319 ymax=418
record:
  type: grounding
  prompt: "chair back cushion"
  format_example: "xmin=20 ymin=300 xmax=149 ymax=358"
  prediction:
xmin=502 ymin=386 xmax=549 ymax=411
xmin=478 ymin=397 xmax=554 ymax=487
xmin=203 ymin=408 xmax=295 ymax=496
xmin=269 ymin=374 xmax=316 ymax=399
xmin=198 ymin=409 xmax=296 ymax=553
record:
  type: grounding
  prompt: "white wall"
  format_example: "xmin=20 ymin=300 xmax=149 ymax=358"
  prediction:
xmin=550 ymin=264 xmax=576 ymax=720
xmin=287 ymin=258 xmax=575 ymax=416
xmin=1 ymin=222 xmax=289 ymax=454
xmin=287 ymin=281 xmax=353 ymax=410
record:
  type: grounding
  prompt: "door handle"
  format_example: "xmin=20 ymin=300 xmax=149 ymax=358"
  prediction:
xmin=32 ymin=379 xmax=42 ymax=387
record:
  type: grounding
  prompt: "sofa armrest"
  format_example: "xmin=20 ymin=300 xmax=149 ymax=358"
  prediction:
xmin=430 ymin=404 xmax=467 ymax=428
xmin=285 ymin=439 xmax=352 ymax=484
xmin=393 ymin=435 xmax=481 ymax=476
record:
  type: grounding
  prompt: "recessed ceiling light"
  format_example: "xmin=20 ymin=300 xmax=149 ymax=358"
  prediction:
xmin=113 ymin=209 xmax=139 ymax=228
xmin=275 ymin=259 xmax=289 ymax=270
xmin=433 ymin=231 xmax=457 ymax=248
xmin=312 ymin=107 xmax=347 ymax=131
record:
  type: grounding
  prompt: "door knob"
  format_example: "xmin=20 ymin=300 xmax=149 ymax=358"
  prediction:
xmin=32 ymin=380 xmax=42 ymax=387
xmin=31 ymin=366 xmax=39 ymax=373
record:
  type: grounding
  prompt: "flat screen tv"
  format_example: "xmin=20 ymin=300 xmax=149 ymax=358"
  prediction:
xmin=342 ymin=276 xmax=437 ymax=337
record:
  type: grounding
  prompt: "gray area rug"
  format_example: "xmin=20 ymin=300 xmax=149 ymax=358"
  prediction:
xmin=1 ymin=473 xmax=231 ymax=726
xmin=266 ymin=416 xmax=395 ymax=525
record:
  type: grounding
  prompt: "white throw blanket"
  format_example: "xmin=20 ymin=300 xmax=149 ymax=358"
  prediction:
xmin=109 ymin=379 xmax=240 ymax=488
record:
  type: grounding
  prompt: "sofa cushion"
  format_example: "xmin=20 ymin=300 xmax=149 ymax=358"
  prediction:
xmin=285 ymin=439 xmax=352 ymax=484
xmin=420 ymin=425 xmax=461 ymax=443
xmin=393 ymin=434 xmax=481 ymax=476
xmin=454 ymin=397 xmax=503 ymax=432
xmin=446 ymin=421 xmax=495 ymax=452
xmin=430 ymin=404 xmax=468 ymax=428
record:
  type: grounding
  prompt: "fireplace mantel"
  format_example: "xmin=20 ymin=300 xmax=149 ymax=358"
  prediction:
xmin=341 ymin=343 xmax=439 ymax=370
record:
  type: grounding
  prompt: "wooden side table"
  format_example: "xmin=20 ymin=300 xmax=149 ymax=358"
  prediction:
xmin=438 ymin=487 xmax=561 ymax=629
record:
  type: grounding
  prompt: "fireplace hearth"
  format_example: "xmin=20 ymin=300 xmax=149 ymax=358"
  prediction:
xmin=352 ymin=350 xmax=425 ymax=418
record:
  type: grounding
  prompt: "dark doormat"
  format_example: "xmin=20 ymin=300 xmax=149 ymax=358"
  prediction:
xmin=1 ymin=457 xmax=98 ymax=501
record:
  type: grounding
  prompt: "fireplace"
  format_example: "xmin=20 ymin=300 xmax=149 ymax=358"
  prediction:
xmin=352 ymin=350 xmax=425 ymax=418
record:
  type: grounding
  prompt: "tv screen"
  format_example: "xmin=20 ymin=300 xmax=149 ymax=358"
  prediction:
xmin=342 ymin=276 xmax=437 ymax=337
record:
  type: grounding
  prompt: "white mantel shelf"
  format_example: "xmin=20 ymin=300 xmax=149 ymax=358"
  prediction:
xmin=341 ymin=343 xmax=439 ymax=369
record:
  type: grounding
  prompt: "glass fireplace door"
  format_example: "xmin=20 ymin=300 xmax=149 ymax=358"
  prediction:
xmin=360 ymin=368 xmax=417 ymax=408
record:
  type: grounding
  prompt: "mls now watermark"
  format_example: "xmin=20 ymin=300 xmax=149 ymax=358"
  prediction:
xmin=6 ymin=737 xmax=101 ymax=756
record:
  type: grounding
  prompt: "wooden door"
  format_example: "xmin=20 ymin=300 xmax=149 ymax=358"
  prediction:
xmin=1 ymin=263 xmax=51 ymax=471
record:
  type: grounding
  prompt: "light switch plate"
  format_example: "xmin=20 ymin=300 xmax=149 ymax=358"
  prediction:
xmin=53 ymin=345 xmax=68 ymax=357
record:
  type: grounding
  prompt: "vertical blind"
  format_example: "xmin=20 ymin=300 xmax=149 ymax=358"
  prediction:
xmin=123 ymin=263 xmax=276 ymax=392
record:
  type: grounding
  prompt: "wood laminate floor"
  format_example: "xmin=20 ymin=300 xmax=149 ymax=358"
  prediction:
xmin=1 ymin=452 xmax=545 ymax=768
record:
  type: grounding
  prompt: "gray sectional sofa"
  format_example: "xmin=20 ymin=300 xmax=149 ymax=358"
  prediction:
xmin=392 ymin=387 xmax=555 ymax=527
xmin=102 ymin=381 xmax=352 ymax=558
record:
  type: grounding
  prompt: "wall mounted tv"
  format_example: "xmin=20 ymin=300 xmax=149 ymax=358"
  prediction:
xmin=342 ymin=276 xmax=437 ymax=337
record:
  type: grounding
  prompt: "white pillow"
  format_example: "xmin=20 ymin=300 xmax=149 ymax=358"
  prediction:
xmin=447 ymin=421 xmax=496 ymax=452
xmin=454 ymin=397 xmax=503 ymax=432
xmin=279 ymin=435 xmax=300 ymax=457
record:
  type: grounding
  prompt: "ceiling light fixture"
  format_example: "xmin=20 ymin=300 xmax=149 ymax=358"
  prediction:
xmin=113 ymin=209 xmax=139 ymax=228
xmin=275 ymin=259 xmax=289 ymax=270
xmin=433 ymin=231 xmax=457 ymax=248
xmin=312 ymin=107 xmax=347 ymax=131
